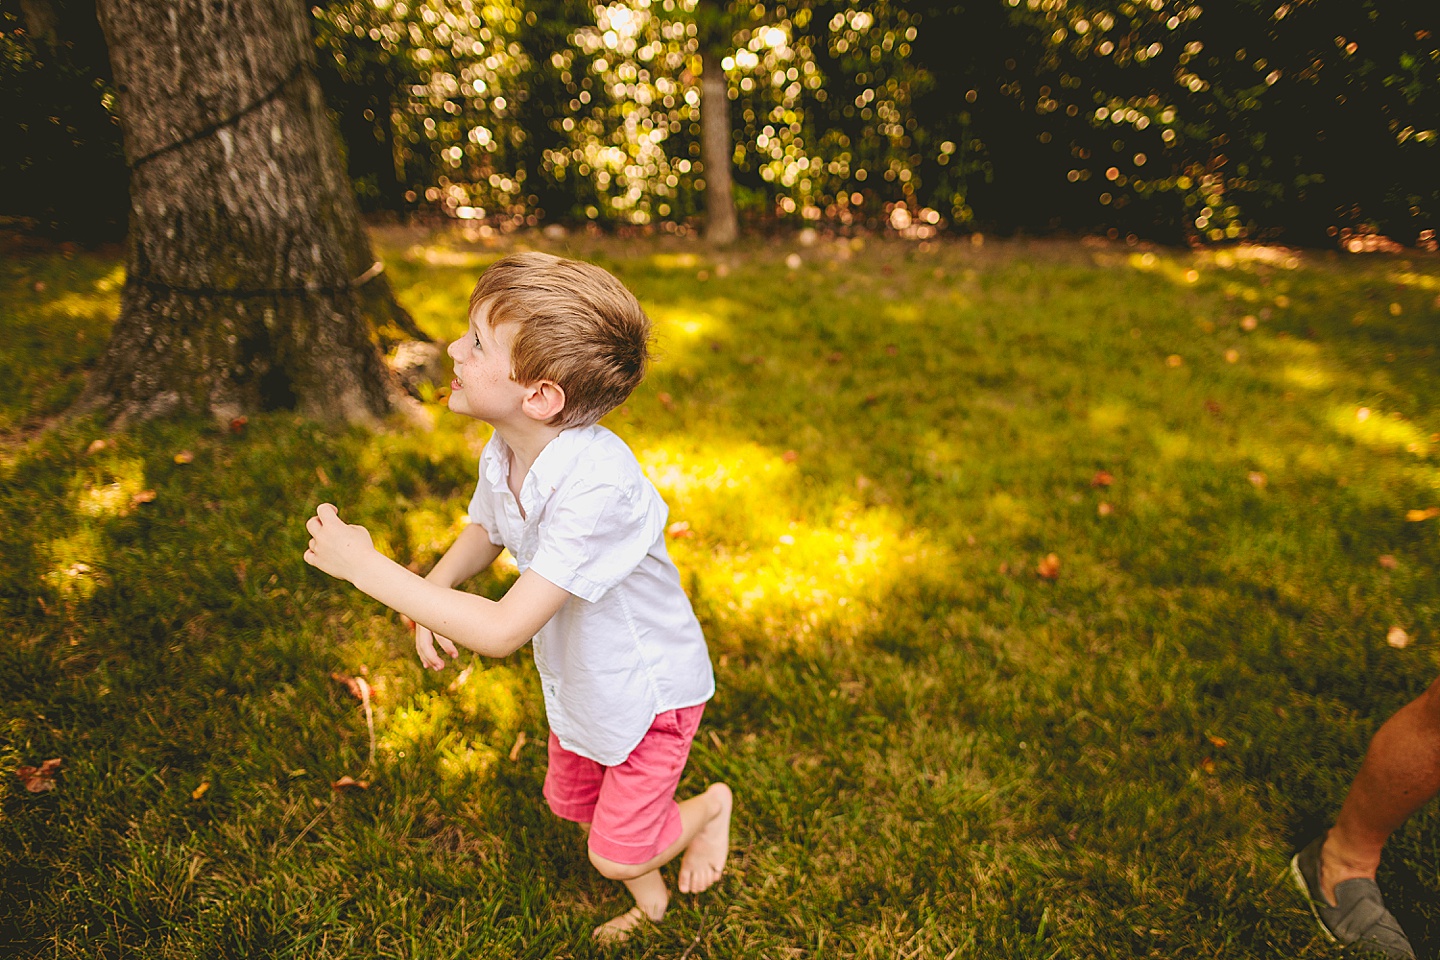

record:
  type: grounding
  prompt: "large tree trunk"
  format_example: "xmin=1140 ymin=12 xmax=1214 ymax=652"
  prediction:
xmin=86 ymin=0 xmax=426 ymax=425
xmin=696 ymin=2 xmax=738 ymax=245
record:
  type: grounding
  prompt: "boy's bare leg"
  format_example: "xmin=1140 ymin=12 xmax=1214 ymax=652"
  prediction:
xmin=1320 ymin=676 xmax=1440 ymax=904
xmin=589 ymin=783 xmax=733 ymax=942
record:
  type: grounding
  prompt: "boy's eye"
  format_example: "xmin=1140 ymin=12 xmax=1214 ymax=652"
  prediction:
xmin=473 ymin=333 xmax=482 ymax=348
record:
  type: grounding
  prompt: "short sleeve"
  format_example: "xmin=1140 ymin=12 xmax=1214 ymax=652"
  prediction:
xmin=527 ymin=477 xmax=666 ymax=603
xmin=466 ymin=474 xmax=504 ymax=546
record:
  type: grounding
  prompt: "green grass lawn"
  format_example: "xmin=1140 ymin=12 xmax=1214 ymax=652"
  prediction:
xmin=2 ymin=227 xmax=1438 ymax=958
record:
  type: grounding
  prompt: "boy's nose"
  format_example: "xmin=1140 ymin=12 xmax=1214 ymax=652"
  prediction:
xmin=446 ymin=338 xmax=463 ymax=361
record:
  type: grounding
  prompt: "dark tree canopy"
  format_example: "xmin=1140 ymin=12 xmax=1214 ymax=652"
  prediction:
xmin=5 ymin=0 xmax=1437 ymax=246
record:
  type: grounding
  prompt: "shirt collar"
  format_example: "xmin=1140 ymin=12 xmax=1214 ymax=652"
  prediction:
xmin=482 ymin=424 xmax=602 ymax=508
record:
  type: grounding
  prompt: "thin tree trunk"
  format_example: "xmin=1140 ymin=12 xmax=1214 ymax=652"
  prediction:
xmin=86 ymin=0 xmax=425 ymax=425
xmin=699 ymin=42 xmax=738 ymax=244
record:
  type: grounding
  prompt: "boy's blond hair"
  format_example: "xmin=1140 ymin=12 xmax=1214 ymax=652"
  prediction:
xmin=469 ymin=252 xmax=651 ymax=428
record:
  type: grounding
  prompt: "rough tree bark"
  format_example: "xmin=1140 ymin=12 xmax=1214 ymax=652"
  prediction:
xmin=86 ymin=0 xmax=427 ymax=425
xmin=696 ymin=0 xmax=738 ymax=245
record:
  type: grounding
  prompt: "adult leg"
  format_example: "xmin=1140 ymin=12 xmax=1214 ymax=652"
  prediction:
xmin=1321 ymin=675 xmax=1440 ymax=902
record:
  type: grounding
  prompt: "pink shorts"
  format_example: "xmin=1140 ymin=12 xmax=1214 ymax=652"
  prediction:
xmin=543 ymin=704 xmax=705 ymax=865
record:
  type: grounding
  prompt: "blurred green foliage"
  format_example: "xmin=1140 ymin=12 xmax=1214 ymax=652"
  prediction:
xmin=2 ymin=0 xmax=1435 ymax=246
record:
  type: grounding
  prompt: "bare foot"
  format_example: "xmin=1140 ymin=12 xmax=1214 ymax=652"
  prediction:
xmin=592 ymin=905 xmax=654 ymax=944
xmin=678 ymin=782 xmax=732 ymax=893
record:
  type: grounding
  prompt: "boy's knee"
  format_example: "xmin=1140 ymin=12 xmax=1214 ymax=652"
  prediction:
xmin=588 ymin=848 xmax=644 ymax=881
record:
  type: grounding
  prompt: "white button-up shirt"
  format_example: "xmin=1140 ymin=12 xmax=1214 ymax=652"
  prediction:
xmin=467 ymin=424 xmax=714 ymax=765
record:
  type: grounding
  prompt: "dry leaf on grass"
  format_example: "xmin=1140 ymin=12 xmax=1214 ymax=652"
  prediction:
xmin=330 ymin=672 xmax=369 ymax=701
xmin=1378 ymin=555 xmax=1398 ymax=570
xmin=1405 ymin=507 xmax=1439 ymax=522
xmin=332 ymin=775 xmax=369 ymax=791
xmin=1091 ymin=470 xmax=1114 ymax=487
xmin=192 ymin=782 xmax=210 ymax=800
xmin=1036 ymin=553 xmax=1061 ymax=580
xmin=666 ymin=520 xmax=694 ymax=539
xmin=1387 ymin=626 xmax=1411 ymax=649
xmin=16 ymin=758 xmax=62 ymax=793
xmin=508 ymin=731 xmax=528 ymax=761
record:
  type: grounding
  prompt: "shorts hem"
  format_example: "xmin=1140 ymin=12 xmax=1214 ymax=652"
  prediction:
xmin=587 ymin=807 xmax=683 ymax=865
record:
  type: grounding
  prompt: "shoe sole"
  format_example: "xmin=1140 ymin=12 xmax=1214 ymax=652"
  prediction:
xmin=1290 ymin=852 xmax=1339 ymax=944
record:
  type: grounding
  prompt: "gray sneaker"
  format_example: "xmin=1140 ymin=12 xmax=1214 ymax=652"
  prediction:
xmin=1290 ymin=835 xmax=1415 ymax=959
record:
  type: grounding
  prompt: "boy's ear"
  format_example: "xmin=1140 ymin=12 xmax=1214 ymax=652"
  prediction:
xmin=522 ymin=380 xmax=566 ymax=422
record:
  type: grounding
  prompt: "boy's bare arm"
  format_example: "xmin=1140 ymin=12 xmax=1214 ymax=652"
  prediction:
xmin=304 ymin=503 xmax=570 ymax=658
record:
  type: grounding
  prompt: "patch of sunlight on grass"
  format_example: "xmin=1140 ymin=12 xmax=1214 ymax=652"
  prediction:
xmin=1128 ymin=250 xmax=1205 ymax=288
xmin=404 ymin=245 xmax=503 ymax=270
xmin=41 ymin=266 xmax=126 ymax=320
xmin=449 ymin=663 xmax=526 ymax=734
xmin=641 ymin=438 xmax=793 ymax=506
xmin=74 ymin=457 xmax=149 ymax=518
xmin=435 ymin=734 xmax=500 ymax=784
xmin=403 ymin=506 xmax=469 ymax=561
xmin=649 ymin=252 xmax=703 ymax=270
xmin=651 ymin=303 xmax=724 ymax=347
xmin=1088 ymin=399 xmax=1131 ymax=433
xmin=42 ymin=526 xmax=108 ymax=599
xmin=691 ymin=505 xmax=933 ymax=645
xmin=1331 ymin=405 xmax=1434 ymax=456
xmin=381 ymin=664 xmax=529 ymax=790
xmin=882 ymin=302 xmax=923 ymax=323
xmin=1389 ymin=271 xmax=1440 ymax=292
xmin=1154 ymin=428 xmax=1194 ymax=461
xmin=1283 ymin=364 xmax=1332 ymax=391
xmin=640 ymin=438 xmax=938 ymax=644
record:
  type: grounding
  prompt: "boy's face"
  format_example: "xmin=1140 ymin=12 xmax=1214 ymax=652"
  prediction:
xmin=446 ymin=308 xmax=528 ymax=424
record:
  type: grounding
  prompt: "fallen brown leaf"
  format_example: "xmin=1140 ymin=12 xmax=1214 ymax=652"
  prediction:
xmin=1378 ymin=554 xmax=1398 ymax=570
xmin=1036 ymin=553 xmax=1061 ymax=580
xmin=331 ymin=672 xmax=369 ymax=702
xmin=1097 ymin=502 xmax=1114 ymax=517
xmin=1208 ymin=735 xmax=1228 ymax=749
xmin=782 ymin=450 xmax=798 ymax=463
xmin=1405 ymin=507 xmax=1439 ymax=522
xmin=131 ymin=489 xmax=157 ymax=506
xmin=332 ymin=775 xmax=369 ymax=791
xmin=1387 ymin=626 xmax=1411 ymax=649
xmin=192 ymin=781 xmax=210 ymax=800
xmin=1248 ymin=471 xmax=1268 ymax=489
xmin=666 ymin=520 xmax=694 ymax=539
xmin=173 ymin=450 xmax=195 ymax=464
xmin=16 ymin=758 xmax=62 ymax=793
xmin=1091 ymin=470 xmax=1114 ymax=487
xmin=508 ymin=730 xmax=528 ymax=761
xmin=86 ymin=439 xmax=109 ymax=455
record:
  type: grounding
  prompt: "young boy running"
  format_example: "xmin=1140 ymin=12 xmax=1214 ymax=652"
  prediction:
xmin=303 ymin=251 xmax=732 ymax=941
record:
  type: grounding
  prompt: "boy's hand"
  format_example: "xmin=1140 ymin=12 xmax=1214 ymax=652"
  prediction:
xmin=303 ymin=503 xmax=375 ymax=583
xmin=415 ymin=622 xmax=459 ymax=671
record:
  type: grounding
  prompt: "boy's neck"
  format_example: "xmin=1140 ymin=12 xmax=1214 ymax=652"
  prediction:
xmin=491 ymin=418 xmax=566 ymax=490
